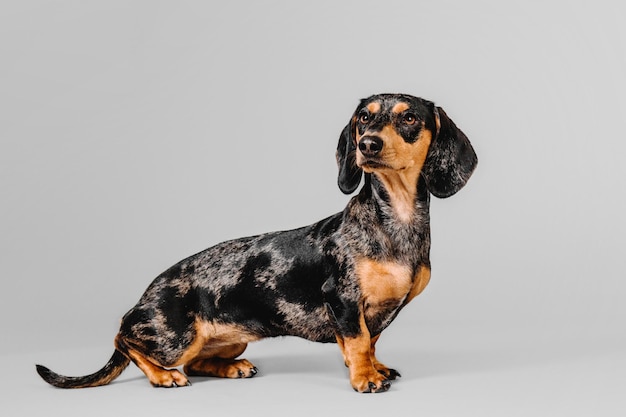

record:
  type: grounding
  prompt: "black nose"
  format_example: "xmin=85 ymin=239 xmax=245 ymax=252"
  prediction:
xmin=358 ymin=136 xmax=383 ymax=156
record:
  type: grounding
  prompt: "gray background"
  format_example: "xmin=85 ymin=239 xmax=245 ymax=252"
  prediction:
xmin=1 ymin=0 xmax=624 ymax=415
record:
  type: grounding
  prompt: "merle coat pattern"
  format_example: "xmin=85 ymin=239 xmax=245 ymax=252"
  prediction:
xmin=36 ymin=93 xmax=477 ymax=393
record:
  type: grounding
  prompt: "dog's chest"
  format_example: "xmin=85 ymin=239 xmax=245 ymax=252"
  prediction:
xmin=355 ymin=259 xmax=428 ymax=332
xmin=355 ymin=259 xmax=413 ymax=305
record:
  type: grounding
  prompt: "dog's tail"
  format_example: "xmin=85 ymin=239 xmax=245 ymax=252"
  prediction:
xmin=36 ymin=350 xmax=130 ymax=389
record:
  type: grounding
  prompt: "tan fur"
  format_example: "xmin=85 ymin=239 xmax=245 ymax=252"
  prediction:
xmin=356 ymin=258 xmax=413 ymax=307
xmin=368 ymin=334 xmax=393 ymax=378
xmin=366 ymin=101 xmax=381 ymax=114
xmin=197 ymin=320 xmax=262 ymax=348
xmin=392 ymin=102 xmax=410 ymax=113
xmin=120 ymin=343 xmax=189 ymax=387
xmin=337 ymin=314 xmax=388 ymax=392
xmin=406 ymin=265 xmax=431 ymax=305
xmin=183 ymin=343 xmax=254 ymax=378
xmin=358 ymin=125 xmax=433 ymax=221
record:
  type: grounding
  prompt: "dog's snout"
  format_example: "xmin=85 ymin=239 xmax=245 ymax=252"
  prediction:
xmin=358 ymin=136 xmax=383 ymax=157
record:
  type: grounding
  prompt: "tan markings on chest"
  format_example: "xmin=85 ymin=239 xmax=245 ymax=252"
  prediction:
xmin=356 ymin=260 xmax=432 ymax=308
xmin=356 ymin=259 xmax=413 ymax=306
xmin=405 ymin=265 xmax=431 ymax=305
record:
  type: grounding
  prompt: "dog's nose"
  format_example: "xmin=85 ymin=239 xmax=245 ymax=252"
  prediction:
xmin=358 ymin=136 xmax=383 ymax=156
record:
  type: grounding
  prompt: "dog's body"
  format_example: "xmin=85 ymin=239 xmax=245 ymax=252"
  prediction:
xmin=37 ymin=94 xmax=477 ymax=393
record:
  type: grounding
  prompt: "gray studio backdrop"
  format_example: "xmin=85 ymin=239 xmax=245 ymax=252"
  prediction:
xmin=1 ymin=0 xmax=624 ymax=361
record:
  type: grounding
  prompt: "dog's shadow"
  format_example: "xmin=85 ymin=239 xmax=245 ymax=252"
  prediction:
xmin=189 ymin=342 xmax=346 ymax=386
xmin=114 ymin=336 xmax=596 ymax=387
xmin=111 ymin=348 xmax=344 ymax=387
xmin=253 ymin=351 xmax=343 ymax=377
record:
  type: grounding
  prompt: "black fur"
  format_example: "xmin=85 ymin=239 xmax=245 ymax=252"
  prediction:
xmin=423 ymin=106 xmax=478 ymax=198
xmin=337 ymin=123 xmax=362 ymax=194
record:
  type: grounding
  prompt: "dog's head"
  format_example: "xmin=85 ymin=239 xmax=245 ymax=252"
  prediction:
xmin=336 ymin=94 xmax=477 ymax=198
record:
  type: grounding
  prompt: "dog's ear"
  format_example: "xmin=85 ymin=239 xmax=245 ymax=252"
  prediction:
xmin=336 ymin=118 xmax=362 ymax=194
xmin=422 ymin=106 xmax=478 ymax=198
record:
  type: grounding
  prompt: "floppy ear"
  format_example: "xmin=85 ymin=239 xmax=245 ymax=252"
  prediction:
xmin=336 ymin=119 xmax=362 ymax=194
xmin=422 ymin=106 xmax=478 ymax=198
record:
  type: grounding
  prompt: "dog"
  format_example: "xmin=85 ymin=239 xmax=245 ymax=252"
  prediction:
xmin=36 ymin=93 xmax=477 ymax=393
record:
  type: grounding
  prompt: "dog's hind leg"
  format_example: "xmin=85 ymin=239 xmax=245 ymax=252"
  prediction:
xmin=114 ymin=314 xmax=211 ymax=388
xmin=114 ymin=335 xmax=192 ymax=388
xmin=183 ymin=343 xmax=258 ymax=379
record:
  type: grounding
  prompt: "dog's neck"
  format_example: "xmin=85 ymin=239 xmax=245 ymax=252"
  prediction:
xmin=367 ymin=168 xmax=429 ymax=223
xmin=351 ymin=172 xmax=430 ymax=267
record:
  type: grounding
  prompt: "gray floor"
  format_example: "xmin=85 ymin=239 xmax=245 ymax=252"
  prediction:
xmin=10 ymin=321 xmax=624 ymax=416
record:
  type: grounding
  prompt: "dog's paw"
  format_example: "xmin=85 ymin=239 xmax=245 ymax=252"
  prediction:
xmin=230 ymin=359 xmax=258 ymax=379
xmin=375 ymin=364 xmax=401 ymax=380
xmin=150 ymin=369 xmax=191 ymax=388
xmin=184 ymin=358 xmax=258 ymax=379
xmin=372 ymin=357 xmax=401 ymax=380
xmin=350 ymin=368 xmax=391 ymax=393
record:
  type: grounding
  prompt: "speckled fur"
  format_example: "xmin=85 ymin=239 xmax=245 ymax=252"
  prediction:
xmin=36 ymin=94 xmax=477 ymax=392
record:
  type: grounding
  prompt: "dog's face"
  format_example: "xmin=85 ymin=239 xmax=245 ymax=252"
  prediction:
xmin=352 ymin=94 xmax=436 ymax=174
xmin=337 ymin=93 xmax=477 ymax=198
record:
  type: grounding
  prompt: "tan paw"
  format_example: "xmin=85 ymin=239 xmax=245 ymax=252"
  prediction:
xmin=150 ymin=368 xmax=191 ymax=388
xmin=219 ymin=358 xmax=258 ymax=379
xmin=350 ymin=368 xmax=391 ymax=393
xmin=184 ymin=358 xmax=258 ymax=379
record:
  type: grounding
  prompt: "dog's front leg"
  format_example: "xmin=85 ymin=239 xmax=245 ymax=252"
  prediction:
xmin=323 ymin=277 xmax=390 ymax=393
xmin=369 ymin=334 xmax=401 ymax=380
xmin=335 ymin=313 xmax=391 ymax=393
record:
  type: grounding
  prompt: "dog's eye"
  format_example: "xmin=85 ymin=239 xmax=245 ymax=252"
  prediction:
xmin=403 ymin=113 xmax=417 ymax=125
xmin=359 ymin=112 xmax=370 ymax=124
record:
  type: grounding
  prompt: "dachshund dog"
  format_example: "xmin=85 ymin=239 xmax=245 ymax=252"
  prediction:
xmin=37 ymin=93 xmax=477 ymax=393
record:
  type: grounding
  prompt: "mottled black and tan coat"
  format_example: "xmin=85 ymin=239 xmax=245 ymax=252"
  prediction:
xmin=37 ymin=93 xmax=477 ymax=393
